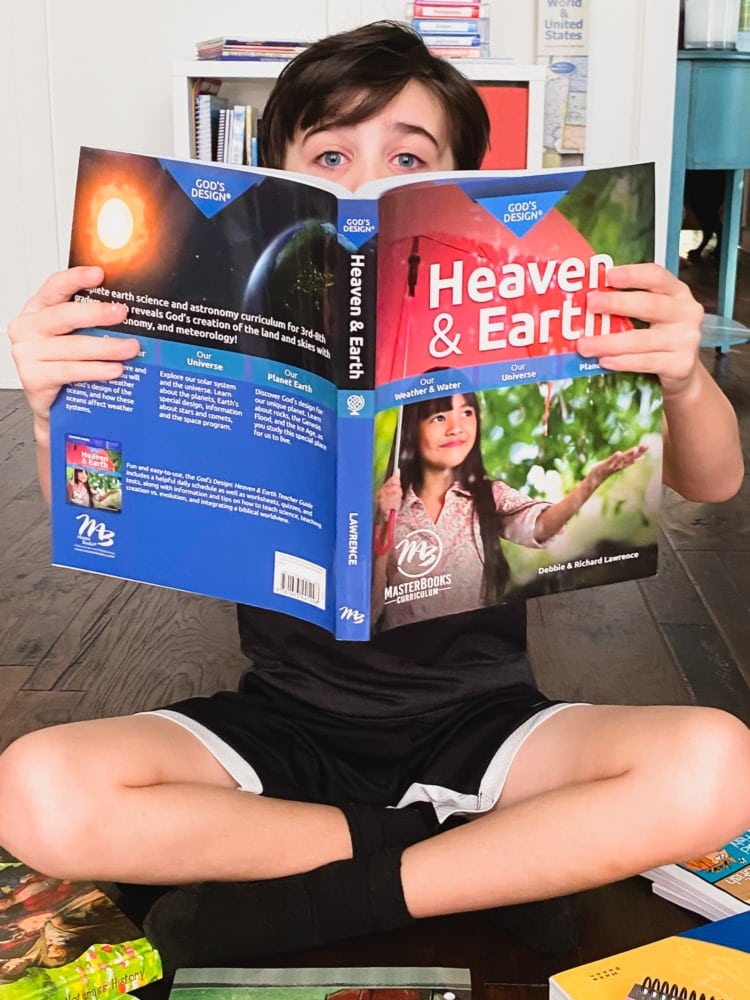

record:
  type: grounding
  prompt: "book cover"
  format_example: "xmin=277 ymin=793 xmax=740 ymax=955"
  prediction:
xmin=51 ymin=149 xmax=661 ymax=640
xmin=169 ymin=966 xmax=471 ymax=1000
xmin=0 ymin=847 xmax=161 ymax=1000
xmin=549 ymin=909 xmax=750 ymax=999
xmin=643 ymin=829 xmax=750 ymax=921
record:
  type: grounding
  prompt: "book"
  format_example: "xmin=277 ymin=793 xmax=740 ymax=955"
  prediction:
xmin=195 ymin=92 xmax=227 ymax=161
xmin=0 ymin=846 xmax=161 ymax=1000
xmin=408 ymin=4 xmax=488 ymax=18
xmin=411 ymin=18 xmax=489 ymax=36
xmin=196 ymin=37 xmax=308 ymax=61
xmin=549 ymin=909 xmax=750 ymax=999
xmin=190 ymin=79 xmax=222 ymax=160
xmin=52 ymin=148 xmax=661 ymax=641
xmin=169 ymin=966 xmax=471 ymax=1000
xmin=642 ymin=829 xmax=750 ymax=921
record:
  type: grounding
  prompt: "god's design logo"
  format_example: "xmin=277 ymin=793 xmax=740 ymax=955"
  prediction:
xmin=75 ymin=513 xmax=115 ymax=549
xmin=394 ymin=529 xmax=442 ymax=578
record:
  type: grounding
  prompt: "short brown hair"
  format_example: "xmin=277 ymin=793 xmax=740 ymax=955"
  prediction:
xmin=260 ymin=21 xmax=490 ymax=171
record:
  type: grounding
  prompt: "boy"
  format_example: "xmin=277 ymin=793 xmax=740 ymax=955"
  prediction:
xmin=4 ymin=20 xmax=750 ymax=972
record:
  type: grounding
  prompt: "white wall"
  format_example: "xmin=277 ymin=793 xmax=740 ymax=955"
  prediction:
xmin=0 ymin=0 xmax=680 ymax=388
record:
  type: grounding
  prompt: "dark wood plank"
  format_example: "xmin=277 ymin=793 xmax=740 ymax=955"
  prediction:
xmin=527 ymin=581 xmax=691 ymax=705
xmin=678 ymin=548 xmax=750 ymax=681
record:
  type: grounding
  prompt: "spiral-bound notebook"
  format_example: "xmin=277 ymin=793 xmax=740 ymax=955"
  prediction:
xmin=548 ymin=909 xmax=750 ymax=1000
xmin=627 ymin=979 xmax=726 ymax=999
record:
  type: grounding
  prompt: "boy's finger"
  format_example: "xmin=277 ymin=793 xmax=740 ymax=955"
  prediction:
xmin=588 ymin=288 xmax=703 ymax=328
xmin=9 ymin=301 xmax=129 ymax=343
xmin=20 ymin=267 xmax=106 ymax=314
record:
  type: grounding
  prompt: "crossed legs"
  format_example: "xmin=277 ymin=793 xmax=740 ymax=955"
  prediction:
xmin=1 ymin=702 xmax=749 ymax=916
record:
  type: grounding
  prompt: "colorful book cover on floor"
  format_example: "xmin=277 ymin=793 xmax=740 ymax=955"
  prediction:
xmin=643 ymin=829 xmax=750 ymax=921
xmin=169 ymin=966 xmax=472 ymax=1000
xmin=549 ymin=909 xmax=750 ymax=1000
xmin=50 ymin=148 xmax=661 ymax=640
xmin=0 ymin=847 xmax=161 ymax=1000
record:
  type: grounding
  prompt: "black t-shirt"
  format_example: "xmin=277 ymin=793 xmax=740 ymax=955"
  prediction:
xmin=236 ymin=602 xmax=534 ymax=720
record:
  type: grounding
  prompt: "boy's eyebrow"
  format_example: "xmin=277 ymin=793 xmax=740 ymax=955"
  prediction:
xmin=302 ymin=120 xmax=442 ymax=149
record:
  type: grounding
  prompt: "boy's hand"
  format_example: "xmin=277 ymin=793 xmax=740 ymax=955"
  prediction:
xmin=8 ymin=266 xmax=140 ymax=442
xmin=581 ymin=263 xmax=704 ymax=399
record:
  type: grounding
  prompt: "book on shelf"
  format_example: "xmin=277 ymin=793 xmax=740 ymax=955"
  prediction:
xmin=0 ymin=846 xmax=161 ymax=1000
xmin=411 ymin=17 xmax=489 ymax=36
xmin=549 ymin=908 xmax=750 ymax=999
xmin=195 ymin=91 xmax=227 ymax=161
xmin=169 ymin=966 xmax=472 ymax=1000
xmin=195 ymin=37 xmax=308 ymax=61
xmin=195 ymin=99 xmax=257 ymax=166
xmin=407 ymin=3 xmax=489 ymax=18
xmin=642 ymin=829 xmax=750 ymax=921
xmin=52 ymin=148 xmax=661 ymax=641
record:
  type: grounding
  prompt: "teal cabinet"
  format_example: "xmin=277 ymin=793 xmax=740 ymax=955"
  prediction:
xmin=667 ymin=51 xmax=750 ymax=331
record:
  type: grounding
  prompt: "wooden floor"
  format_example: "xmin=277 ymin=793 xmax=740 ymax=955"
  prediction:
xmin=2 ymin=245 xmax=750 ymax=997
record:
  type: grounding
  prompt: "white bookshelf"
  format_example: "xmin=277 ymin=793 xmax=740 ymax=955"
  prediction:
xmin=171 ymin=59 xmax=546 ymax=169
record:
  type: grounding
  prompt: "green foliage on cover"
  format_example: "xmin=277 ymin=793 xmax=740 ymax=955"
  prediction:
xmin=558 ymin=161 xmax=656 ymax=263
xmin=0 ymin=938 xmax=161 ymax=1000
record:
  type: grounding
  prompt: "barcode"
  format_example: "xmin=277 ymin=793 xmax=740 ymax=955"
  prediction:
xmin=279 ymin=572 xmax=321 ymax=605
xmin=273 ymin=551 xmax=326 ymax=611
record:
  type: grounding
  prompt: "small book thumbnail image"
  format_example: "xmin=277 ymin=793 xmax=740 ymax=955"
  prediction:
xmin=65 ymin=434 xmax=123 ymax=514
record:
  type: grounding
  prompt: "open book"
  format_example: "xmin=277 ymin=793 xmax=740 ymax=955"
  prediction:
xmin=50 ymin=148 xmax=661 ymax=640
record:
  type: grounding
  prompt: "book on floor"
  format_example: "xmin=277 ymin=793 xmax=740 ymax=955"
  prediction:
xmin=169 ymin=966 xmax=471 ymax=1000
xmin=549 ymin=908 xmax=750 ymax=999
xmin=642 ymin=828 xmax=750 ymax=920
xmin=51 ymin=147 xmax=662 ymax=640
xmin=0 ymin=846 xmax=161 ymax=1000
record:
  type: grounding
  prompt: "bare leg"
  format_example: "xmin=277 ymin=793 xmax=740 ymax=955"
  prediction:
xmin=402 ymin=703 xmax=750 ymax=917
xmin=0 ymin=715 xmax=352 ymax=882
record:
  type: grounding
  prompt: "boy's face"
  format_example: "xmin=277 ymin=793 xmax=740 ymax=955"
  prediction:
xmin=283 ymin=80 xmax=455 ymax=190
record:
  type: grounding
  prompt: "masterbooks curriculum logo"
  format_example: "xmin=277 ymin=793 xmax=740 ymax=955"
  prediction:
xmin=394 ymin=528 xmax=443 ymax=577
xmin=74 ymin=513 xmax=116 ymax=556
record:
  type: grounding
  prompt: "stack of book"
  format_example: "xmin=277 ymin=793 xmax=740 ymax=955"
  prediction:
xmin=196 ymin=36 xmax=308 ymax=61
xmin=406 ymin=1 xmax=490 ymax=59
xmin=642 ymin=828 xmax=750 ymax=921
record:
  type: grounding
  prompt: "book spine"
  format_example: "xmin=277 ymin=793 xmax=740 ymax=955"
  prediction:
xmin=411 ymin=3 xmax=486 ymax=18
xmin=333 ymin=198 xmax=378 ymax=640
xmin=411 ymin=17 xmax=486 ymax=34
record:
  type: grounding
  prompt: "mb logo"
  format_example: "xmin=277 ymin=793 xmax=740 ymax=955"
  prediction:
xmin=394 ymin=529 xmax=442 ymax=578
xmin=75 ymin=513 xmax=115 ymax=547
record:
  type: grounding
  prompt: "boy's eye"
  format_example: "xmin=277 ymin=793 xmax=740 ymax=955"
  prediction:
xmin=319 ymin=151 xmax=343 ymax=167
xmin=394 ymin=153 xmax=421 ymax=169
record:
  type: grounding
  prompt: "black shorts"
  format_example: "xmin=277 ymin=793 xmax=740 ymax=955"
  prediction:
xmin=153 ymin=673 xmax=563 ymax=819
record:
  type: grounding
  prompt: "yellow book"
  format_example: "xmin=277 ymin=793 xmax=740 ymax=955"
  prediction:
xmin=549 ymin=910 xmax=750 ymax=999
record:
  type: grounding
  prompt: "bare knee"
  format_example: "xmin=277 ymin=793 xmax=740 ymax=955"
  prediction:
xmin=660 ymin=708 xmax=750 ymax=850
xmin=0 ymin=726 xmax=100 ymax=875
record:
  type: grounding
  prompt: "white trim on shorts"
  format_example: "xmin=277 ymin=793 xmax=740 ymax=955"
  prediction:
xmin=145 ymin=701 xmax=582 ymax=816
xmin=396 ymin=701 xmax=578 ymax=822
xmin=145 ymin=709 xmax=264 ymax=793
